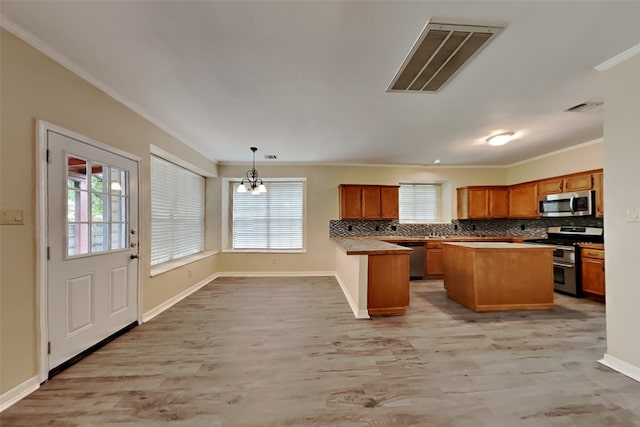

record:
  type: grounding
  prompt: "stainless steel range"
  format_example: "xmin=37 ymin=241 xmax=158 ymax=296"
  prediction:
xmin=528 ymin=226 xmax=604 ymax=297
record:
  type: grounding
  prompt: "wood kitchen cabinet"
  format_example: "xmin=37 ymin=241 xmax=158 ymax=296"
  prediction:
xmin=425 ymin=241 xmax=443 ymax=278
xmin=367 ymin=253 xmax=410 ymax=315
xmin=457 ymin=186 xmax=508 ymax=219
xmin=580 ymin=244 xmax=605 ymax=302
xmin=538 ymin=172 xmax=593 ymax=195
xmin=563 ymin=173 xmax=593 ymax=192
xmin=338 ymin=184 xmax=399 ymax=220
xmin=508 ymin=182 xmax=539 ymax=218
xmin=594 ymin=171 xmax=604 ymax=217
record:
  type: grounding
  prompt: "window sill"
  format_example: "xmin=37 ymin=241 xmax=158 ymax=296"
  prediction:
xmin=221 ymin=249 xmax=307 ymax=254
xmin=150 ymin=251 xmax=218 ymax=277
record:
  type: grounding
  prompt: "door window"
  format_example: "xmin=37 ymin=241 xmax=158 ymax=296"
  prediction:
xmin=66 ymin=156 xmax=129 ymax=257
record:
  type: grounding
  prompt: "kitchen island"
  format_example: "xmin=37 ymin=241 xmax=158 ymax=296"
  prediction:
xmin=442 ymin=242 xmax=554 ymax=312
xmin=332 ymin=238 xmax=412 ymax=317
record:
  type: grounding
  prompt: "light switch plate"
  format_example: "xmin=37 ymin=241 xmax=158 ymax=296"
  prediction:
xmin=1 ymin=208 xmax=25 ymax=225
xmin=626 ymin=208 xmax=640 ymax=223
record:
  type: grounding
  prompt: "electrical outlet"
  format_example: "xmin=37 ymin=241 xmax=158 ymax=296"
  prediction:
xmin=472 ymin=224 xmax=477 ymax=231
xmin=391 ymin=225 xmax=397 ymax=231
xmin=375 ymin=225 xmax=380 ymax=231
xmin=521 ymin=224 xmax=526 ymax=230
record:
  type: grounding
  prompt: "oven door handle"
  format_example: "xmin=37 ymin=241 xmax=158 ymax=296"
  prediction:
xmin=554 ymin=261 xmax=575 ymax=268
xmin=569 ymin=195 xmax=575 ymax=213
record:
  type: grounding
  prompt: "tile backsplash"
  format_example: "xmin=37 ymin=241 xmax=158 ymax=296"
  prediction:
xmin=329 ymin=217 xmax=604 ymax=238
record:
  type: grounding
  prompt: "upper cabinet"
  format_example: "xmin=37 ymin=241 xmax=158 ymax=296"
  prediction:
xmin=339 ymin=184 xmax=399 ymax=220
xmin=594 ymin=171 xmax=604 ymax=217
xmin=457 ymin=186 xmax=508 ymax=219
xmin=508 ymin=182 xmax=539 ymax=218
xmin=538 ymin=172 xmax=594 ymax=195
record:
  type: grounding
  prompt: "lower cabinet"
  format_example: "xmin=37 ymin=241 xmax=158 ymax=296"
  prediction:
xmin=367 ymin=253 xmax=410 ymax=315
xmin=426 ymin=242 xmax=443 ymax=279
xmin=580 ymin=244 xmax=605 ymax=302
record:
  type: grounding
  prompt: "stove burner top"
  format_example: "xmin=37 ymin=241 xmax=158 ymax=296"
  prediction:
xmin=530 ymin=225 xmax=604 ymax=247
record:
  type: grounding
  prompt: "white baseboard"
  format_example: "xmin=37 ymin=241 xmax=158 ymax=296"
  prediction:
xmin=333 ymin=272 xmax=370 ymax=319
xmin=216 ymin=271 xmax=335 ymax=278
xmin=0 ymin=376 xmax=39 ymax=413
xmin=142 ymin=273 xmax=219 ymax=322
xmin=599 ymin=354 xmax=640 ymax=383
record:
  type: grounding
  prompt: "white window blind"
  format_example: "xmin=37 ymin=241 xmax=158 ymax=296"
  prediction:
xmin=232 ymin=180 xmax=304 ymax=250
xmin=399 ymin=183 xmax=440 ymax=223
xmin=151 ymin=155 xmax=205 ymax=265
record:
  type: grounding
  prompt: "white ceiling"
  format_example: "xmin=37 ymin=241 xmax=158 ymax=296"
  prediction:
xmin=2 ymin=1 xmax=640 ymax=166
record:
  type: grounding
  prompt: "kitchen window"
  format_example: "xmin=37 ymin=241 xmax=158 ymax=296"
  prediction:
xmin=231 ymin=179 xmax=304 ymax=251
xmin=399 ymin=183 xmax=441 ymax=223
xmin=150 ymin=155 xmax=205 ymax=265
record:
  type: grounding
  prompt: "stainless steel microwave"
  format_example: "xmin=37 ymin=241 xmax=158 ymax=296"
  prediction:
xmin=538 ymin=190 xmax=594 ymax=217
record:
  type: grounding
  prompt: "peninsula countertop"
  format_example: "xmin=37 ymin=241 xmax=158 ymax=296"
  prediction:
xmin=331 ymin=238 xmax=413 ymax=255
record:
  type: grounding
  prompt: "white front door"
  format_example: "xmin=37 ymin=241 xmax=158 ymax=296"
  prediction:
xmin=47 ymin=130 xmax=139 ymax=371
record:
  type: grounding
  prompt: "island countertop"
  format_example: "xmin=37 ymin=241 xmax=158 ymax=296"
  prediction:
xmin=441 ymin=242 xmax=549 ymax=249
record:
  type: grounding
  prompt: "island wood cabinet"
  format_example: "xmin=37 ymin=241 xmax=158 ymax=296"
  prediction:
xmin=508 ymin=182 xmax=539 ymax=218
xmin=457 ymin=186 xmax=509 ymax=219
xmin=538 ymin=172 xmax=594 ymax=195
xmin=339 ymin=184 xmax=399 ymax=220
xmin=580 ymin=244 xmax=605 ymax=302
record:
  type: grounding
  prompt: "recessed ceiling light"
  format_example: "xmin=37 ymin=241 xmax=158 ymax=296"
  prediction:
xmin=486 ymin=132 xmax=515 ymax=146
xmin=433 ymin=159 xmax=441 ymax=164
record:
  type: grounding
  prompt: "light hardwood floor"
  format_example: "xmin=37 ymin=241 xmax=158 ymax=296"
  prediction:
xmin=2 ymin=277 xmax=640 ymax=426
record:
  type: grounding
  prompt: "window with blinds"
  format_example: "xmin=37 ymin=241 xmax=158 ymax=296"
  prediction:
xmin=232 ymin=180 xmax=304 ymax=250
xmin=399 ymin=183 xmax=441 ymax=223
xmin=150 ymin=155 xmax=205 ymax=265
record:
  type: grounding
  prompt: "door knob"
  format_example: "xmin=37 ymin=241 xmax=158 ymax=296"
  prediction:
xmin=130 ymin=254 xmax=139 ymax=260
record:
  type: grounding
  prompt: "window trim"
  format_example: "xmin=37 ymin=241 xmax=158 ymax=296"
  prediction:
xmin=221 ymin=177 xmax=307 ymax=253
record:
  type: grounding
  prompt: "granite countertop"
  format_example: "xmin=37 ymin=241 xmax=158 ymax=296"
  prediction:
xmin=332 ymin=235 xmax=545 ymax=255
xmin=331 ymin=238 xmax=413 ymax=255
xmin=442 ymin=241 xmax=554 ymax=249
xmin=347 ymin=235 xmax=541 ymax=242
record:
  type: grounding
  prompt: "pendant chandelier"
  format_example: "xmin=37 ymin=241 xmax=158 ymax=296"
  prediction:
xmin=237 ymin=146 xmax=266 ymax=195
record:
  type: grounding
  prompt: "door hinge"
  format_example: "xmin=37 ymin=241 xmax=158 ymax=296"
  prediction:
xmin=48 ymin=342 xmax=51 ymax=354
xmin=46 ymin=149 xmax=51 ymax=163
xmin=47 ymin=246 xmax=50 ymax=260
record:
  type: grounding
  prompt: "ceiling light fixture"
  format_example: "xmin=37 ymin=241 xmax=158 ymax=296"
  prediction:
xmin=433 ymin=159 xmax=441 ymax=164
xmin=237 ymin=147 xmax=266 ymax=195
xmin=486 ymin=132 xmax=515 ymax=146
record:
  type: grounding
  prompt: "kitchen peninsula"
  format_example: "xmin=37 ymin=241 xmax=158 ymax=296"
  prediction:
xmin=442 ymin=242 xmax=555 ymax=312
xmin=332 ymin=238 xmax=411 ymax=317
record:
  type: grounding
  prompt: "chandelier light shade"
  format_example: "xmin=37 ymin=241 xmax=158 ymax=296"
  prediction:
xmin=237 ymin=146 xmax=266 ymax=195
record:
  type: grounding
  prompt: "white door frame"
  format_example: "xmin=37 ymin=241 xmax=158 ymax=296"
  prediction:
xmin=36 ymin=120 xmax=143 ymax=382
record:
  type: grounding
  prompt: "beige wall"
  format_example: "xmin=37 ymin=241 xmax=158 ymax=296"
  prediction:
xmin=506 ymin=140 xmax=604 ymax=185
xmin=602 ymin=53 xmax=640 ymax=374
xmin=0 ymin=29 xmax=218 ymax=394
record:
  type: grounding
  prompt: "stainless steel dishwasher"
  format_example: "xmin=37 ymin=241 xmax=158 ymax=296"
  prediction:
xmin=397 ymin=242 xmax=425 ymax=280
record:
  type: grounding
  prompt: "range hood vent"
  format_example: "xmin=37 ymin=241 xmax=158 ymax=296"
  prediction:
xmin=388 ymin=21 xmax=504 ymax=93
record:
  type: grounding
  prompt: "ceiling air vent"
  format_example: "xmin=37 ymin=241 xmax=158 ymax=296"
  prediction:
xmin=388 ymin=21 xmax=504 ymax=93
xmin=564 ymin=102 xmax=603 ymax=113
xmin=264 ymin=154 xmax=278 ymax=160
